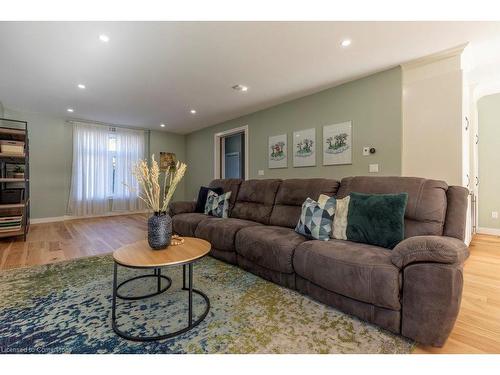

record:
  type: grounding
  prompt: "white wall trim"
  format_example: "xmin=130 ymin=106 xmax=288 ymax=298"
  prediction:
xmin=401 ymin=43 xmax=468 ymax=72
xmin=31 ymin=210 xmax=149 ymax=224
xmin=477 ymin=227 xmax=500 ymax=236
xmin=31 ymin=216 xmax=68 ymax=224
xmin=213 ymin=125 xmax=249 ymax=180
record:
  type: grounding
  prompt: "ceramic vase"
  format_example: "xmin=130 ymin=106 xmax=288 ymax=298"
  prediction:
xmin=147 ymin=212 xmax=172 ymax=250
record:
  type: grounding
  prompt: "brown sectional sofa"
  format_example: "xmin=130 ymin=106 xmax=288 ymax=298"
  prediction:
xmin=169 ymin=176 xmax=469 ymax=347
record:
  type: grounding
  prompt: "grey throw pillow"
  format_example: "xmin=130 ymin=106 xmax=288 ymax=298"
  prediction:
xmin=204 ymin=190 xmax=232 ymax=218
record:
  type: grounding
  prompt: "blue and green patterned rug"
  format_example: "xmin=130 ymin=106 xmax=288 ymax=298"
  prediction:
xmin=0 ymin=255 xmax=414 ymax=354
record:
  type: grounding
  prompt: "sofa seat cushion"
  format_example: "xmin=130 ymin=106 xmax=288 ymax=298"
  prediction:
xmin=293 ymin=240 xmax=401 ymax=310
xmin=235 ymin=226 xmax=307 ymax=274
xmin=172 ymin=213 xmax=214 ymax=237
xmin=195 ymin=218 xmax=262 ymax=252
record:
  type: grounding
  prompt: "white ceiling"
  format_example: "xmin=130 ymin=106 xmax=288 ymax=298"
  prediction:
xmin=1 ymin=21 xmax=500 ymax=134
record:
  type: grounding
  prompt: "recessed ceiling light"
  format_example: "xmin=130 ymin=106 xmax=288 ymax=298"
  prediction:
xmin=77 ymin=84 xmax=86 ymax=89
xmin=67 ymin=108 xmax=74 ymax=113
xmin=341 ymin=39 xmax=352 ymax=47
xmin=99 ymin=34 xmax=110 ymax=43
xmin=190 ymin=109 xmax=197 ymax=114
xmin=160 ymin=123 xmax=166 ymax=128
xmin=232 ymin=84 xmax=248 ymax=92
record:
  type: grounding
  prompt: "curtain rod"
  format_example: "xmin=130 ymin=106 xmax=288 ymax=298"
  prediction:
xmin=65 ymin=119 xmax=150 ymax=132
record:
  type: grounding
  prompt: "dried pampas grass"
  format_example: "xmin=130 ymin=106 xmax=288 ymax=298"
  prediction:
xmin=125 ymin=155 xmax=187 ymax=213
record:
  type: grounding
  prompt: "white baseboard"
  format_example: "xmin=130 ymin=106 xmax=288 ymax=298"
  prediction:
xmin=477 ymin=227 xmax=500 ymax=236
xmin=31 ymin=216 xmax=67 ymax=224
xmin=31 ymin=210 xmax=149 ymax=224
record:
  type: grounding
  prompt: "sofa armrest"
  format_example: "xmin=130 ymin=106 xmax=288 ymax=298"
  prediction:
xmin=391 ymin=235 xmax=469 ymax=268
xmin=168 ymin=201 xmax=197 ymax=216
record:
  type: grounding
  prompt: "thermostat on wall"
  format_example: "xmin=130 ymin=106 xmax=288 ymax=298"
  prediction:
xmin=363 ymin=147 xmax=376 ymax=156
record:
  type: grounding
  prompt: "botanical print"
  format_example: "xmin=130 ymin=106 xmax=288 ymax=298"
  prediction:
xmin=293 ymin=128 xmax=316 ymax=167
xmin=325 ymin=133 xmax=348 ymax=153
xmin=323 ymin=121 xmax=352 ymax=165
xmin=296 ymin=139 xmax=314 ymax=156
xmin=268 ymin=134 xmax=287 ymax=169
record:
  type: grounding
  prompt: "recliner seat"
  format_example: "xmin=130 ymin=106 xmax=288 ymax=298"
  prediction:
xmin=293 ymin=239 xmax=401 ymax=310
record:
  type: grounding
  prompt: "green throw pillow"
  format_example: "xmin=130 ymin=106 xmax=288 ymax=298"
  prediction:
xmin=346 ymin=192 xmax=408 ymax=249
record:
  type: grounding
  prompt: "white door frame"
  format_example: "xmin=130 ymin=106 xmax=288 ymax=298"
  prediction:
xmin=213 ymin=125 xmax=249 ymax=180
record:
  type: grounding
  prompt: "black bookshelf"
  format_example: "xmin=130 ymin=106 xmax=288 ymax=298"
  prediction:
xmin=0 ymin=118 xmax=30 ymax=241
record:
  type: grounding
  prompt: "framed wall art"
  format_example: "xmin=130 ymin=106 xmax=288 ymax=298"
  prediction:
xmin=268 ymin=134 xmax=287 ymax=169
xmin=159 ymin=152 xmax=177 ymax=172
xmin=293 ymin=128 xmax=316 ymax=167
xmin=323 ymin=121 xmax=352 ymax=165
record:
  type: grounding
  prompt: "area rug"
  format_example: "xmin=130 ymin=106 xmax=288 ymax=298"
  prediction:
xmin=0 ymin=254 xmax=414 ymax=354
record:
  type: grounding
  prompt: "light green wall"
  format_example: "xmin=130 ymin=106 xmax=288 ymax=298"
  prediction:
xmin=2 ymin=108 xmax=186 ymax=218
xmin=4 ymin=108 xmax=73 ymax=219
xmin=185 ymin=67 xmax=402 ymax=200
xmin=478 ymin=94 xmax=500 ymax=230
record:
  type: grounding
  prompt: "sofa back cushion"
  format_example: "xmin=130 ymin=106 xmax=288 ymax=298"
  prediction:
xmin=231 ymin=179 xmax=282 ymax=224
xmin=336 ymin=176 xmax=448 ymax=238
xmin=270 ymin=178 xmax=340 ymax=228
xmin=208 ymin=179 xmax=242 ymax=213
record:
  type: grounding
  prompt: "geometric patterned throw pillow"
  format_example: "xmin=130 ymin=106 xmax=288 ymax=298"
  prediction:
xmin=317 ymin=194 xmax=336 ymax=216
xmin=295 ymin=195 xmax=336 ymax=241
xmin=204 ymin=190 xmax=232 ymax=218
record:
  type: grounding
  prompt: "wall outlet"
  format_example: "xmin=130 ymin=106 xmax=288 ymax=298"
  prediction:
xmin=369 ymin=164 xmax=379 ymax=173
xmin=492 ymin=211 xmax=498 ymax=219
xmin=258 ymin=170 xmax=265 ymax=176
xmin=363 ymin=147 xmax=370 ymax=156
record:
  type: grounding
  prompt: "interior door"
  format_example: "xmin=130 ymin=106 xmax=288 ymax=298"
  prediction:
xmin=220 ymin=132 xmax=245 ymax=179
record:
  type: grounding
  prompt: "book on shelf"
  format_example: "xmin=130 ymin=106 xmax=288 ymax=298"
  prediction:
xmin=0 ymin=227 xmax=22 ymax=232
xmin=0 ymin=216 xmax=23 ymax=231
xmin=0 ymin=220 xmax=22 ymax=225
xmin=0 ymin=215 xmax=22 ymax=221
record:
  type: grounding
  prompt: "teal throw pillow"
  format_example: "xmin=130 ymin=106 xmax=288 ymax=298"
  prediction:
xmin=346 ymin=192 xmax=408 ymax=249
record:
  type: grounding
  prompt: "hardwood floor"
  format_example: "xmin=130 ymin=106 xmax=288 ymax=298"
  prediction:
xmin=0 ymin=213 xmax=148 ymax=270
xmin=0 ymin=215 xmax=499 ymax=353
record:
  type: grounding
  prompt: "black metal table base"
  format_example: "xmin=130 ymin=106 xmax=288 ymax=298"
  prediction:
xmin=111 ymin=263 xmax=210 ymax=342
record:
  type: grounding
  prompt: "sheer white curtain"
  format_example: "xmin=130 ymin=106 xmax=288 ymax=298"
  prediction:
xmin=111 ymin=128 xmax=144 ymax=211
xmin=68 ymin=122 xmax=110 ymax=216
xmin=68 ymin=122 xmax=145 ymax=216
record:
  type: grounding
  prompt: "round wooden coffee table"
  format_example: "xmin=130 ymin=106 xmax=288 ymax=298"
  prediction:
xmin=111 ymin=237 xmax=211 ymax=342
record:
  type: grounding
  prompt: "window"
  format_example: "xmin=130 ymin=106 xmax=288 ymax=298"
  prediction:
xmin=108 ymin=133 xmax=117 ymax=197
xmin=68 ymin=122 xmax=145 ymax=216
